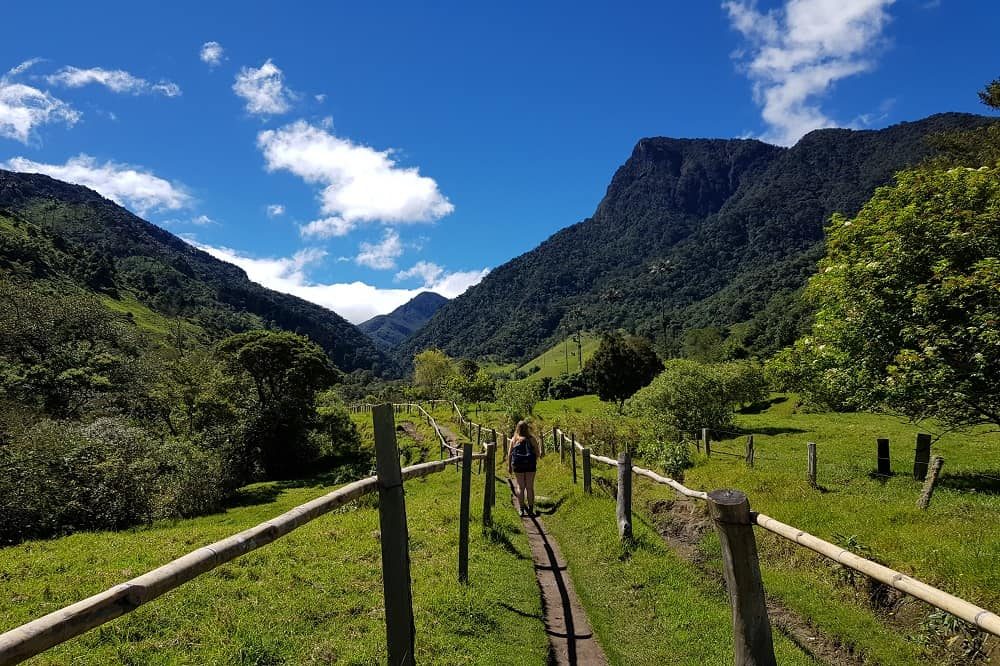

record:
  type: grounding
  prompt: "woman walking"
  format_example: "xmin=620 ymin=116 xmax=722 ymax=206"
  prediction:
xmin=508 ymin=420 xmax=543 ymax=516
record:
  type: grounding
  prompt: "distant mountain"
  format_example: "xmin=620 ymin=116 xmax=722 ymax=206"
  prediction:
xmin=400 ymin=113 xmax=995 ymax=363
xmin=0 ymin=169 xmax=390 ymax=374
xmin=360 ymin=291 xmax=448 ymax=349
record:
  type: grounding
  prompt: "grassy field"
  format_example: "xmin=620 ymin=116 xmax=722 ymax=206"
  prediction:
xmin=515 ymin=332 xmax=600 ymax=379
xmin=445 ymin=396 xmax=1000 ymax=664
xmin=0 ymin=412 xmax=547 ymax=665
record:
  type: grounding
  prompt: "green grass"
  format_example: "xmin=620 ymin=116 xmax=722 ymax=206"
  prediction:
xmin=100 ymin=293 xmax=202 ymax=340
xmin=0 ymin=418 xmax=547 ymax=665
xmin=502 ymin=332 xmax=601 ymax=380
xmin=530 ymin=454 xmax=814 ymax=666
xmin=449 ymin=396 xmax=1000 ymax=664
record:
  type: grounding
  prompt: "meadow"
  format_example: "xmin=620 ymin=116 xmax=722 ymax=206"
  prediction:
xmin=439 ymin=395 xmax=1000 ymax=664
xmin=0 ymin=412 xmax=547 ymax=665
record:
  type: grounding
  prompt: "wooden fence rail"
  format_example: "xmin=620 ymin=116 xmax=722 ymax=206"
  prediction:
xmin=1 ymin=403 xmax=485 ymax=666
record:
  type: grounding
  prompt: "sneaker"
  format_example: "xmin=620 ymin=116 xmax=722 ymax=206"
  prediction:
xmin=519 ymin=506 xmax=526 ymax=517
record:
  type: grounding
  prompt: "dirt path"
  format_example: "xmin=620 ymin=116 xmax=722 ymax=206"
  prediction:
xmin=507 ymin=480 xmax=608 ymax=666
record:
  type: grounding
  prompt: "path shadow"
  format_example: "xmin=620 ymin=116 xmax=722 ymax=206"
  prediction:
xmin=938 ymin=471 xmax=1000 ymax=496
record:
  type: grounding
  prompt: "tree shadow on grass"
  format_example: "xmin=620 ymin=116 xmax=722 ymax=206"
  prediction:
xmin=225 ymin=484 xmax=283 ymax=508
xmin=741 ymin=426 xmax=808 ymax=436
xmin=937 ymin=471 xmax=1000 ymax=496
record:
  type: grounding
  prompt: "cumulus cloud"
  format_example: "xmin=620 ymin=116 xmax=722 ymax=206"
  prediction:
xmin=190 ymin=241 xmax=487 ymax=323
xmin=0 ymin=61 xmax=79 ymax=143
xmin=258 ymin=120 xmax=454 ymax=238
xmin=233 ymin=60 xmax=291 ymax=115
xmin=355 ymin=229 xmax=404 ymax=269
xmin=723 ymin=0 xmax=895 ymax=145
xmin=266 ymin=203 xmax=285 ymax=217
xmin=2 ymin=154 xmax=191 ymax=215
xmin=200 ymin=41 xmax=224 ymax=67
xmin=395 ymin=260 xmax=444 ymax=285
xmin=46 ymin=66 xmax=181 ymax=97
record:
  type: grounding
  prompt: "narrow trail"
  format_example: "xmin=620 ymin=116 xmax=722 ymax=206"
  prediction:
xmin=507 ymin=479 xmax=608 ymax=666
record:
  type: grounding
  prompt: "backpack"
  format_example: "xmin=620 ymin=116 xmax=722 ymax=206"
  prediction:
xmin=510 ymin=438 xmax=535 ymax=468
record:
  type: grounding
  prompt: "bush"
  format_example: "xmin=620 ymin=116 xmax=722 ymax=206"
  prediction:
xmin=714 ymin=361 xmax=769 ymax=410
xmin=629 ymin=359 xmax=735 ymax=435
xmin=0 ymin=417 xmax=161 ymax=544
xmin=547 ymin=371 xmax=589 ymax=400
xmin=495 ymin=379 xmax=542 ymax=430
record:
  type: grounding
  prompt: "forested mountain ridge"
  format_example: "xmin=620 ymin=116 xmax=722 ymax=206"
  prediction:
xmin=359 ymin=291 xmax=448 ymax=349
xmin=0 ymin=169 xmax=388 ymax=374
xmin=400 ymin=112 xmax=995 ymax=363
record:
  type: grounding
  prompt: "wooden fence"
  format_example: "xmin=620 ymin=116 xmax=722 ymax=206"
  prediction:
xmin=446 ymin=402 xmax=1000 ymax=666
xmin=0 ymin=403 xmax=494 ymax=666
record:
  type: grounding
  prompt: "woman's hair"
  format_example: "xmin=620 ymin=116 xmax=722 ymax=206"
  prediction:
xmin=514 ymin=420 xmax=533 ymax=440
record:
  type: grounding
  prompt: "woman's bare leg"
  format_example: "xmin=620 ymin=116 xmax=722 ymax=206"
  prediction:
xmin=525 ymin=472 xmax=536 ymax=510
xmin=515 ymin=472 xmax=528 ymax=509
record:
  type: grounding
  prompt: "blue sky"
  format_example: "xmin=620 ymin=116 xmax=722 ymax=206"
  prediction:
xmin=1 ymin=0 xmax=996 ymax=322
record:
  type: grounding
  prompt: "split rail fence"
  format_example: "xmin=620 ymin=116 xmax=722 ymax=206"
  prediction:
xmin=444 ymin=401 xmax=1000 ymax=666
xmin=0 ymin=403 xmax=495 ymax=666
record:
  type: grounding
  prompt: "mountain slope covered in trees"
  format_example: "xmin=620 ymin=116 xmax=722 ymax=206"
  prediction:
xmin=359 ymin=291 xmax=447 ymax=349
xmin=400 ymin=113 xmax=995 ymax=363
xmin=0 ymin=169 xmax=388 ymax=374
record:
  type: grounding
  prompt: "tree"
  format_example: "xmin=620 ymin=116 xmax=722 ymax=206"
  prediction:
xmin=583 ymin=332 xmax=663 ymax=413
xmin=495 ymin=380 xmax=541 ymax=430
xmin=413 ymin=349 xmax=457 ymax=396
xmin=979 ymin=77 xmax=1000 ymax=110
xmin=217 ymin=330 xmax=338 ymax=478
xmin=787 ymin=165 xmax=1000 ymax=429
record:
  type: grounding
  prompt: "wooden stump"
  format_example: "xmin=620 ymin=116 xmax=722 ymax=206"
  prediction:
xmin=877 ymin=438 xmax=891 ymax=476
xmin=917 ymin=456 xmax=945 ymax=510
xmin=914 ymin=433 xmax=932 ymax=480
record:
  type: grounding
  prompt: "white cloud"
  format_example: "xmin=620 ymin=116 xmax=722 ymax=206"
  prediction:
xmin=46 ymin=66 xmax=182 ymax=97
xmin=355 ymin=229 xmax=404 ymax=270
xmin=233 ymin=59 xmax=291 ymax=115
xmin=258 ymin=120 xmax=454 ymax=238
xmin=723 ymin=0 xmax=894 ymax=145
xmin=0 ymin=62 xmax=79 ymax=143
xmin=300 ymin=216 xmax=355 ymax=237
xmin=190 ymin=214 xmax=215 ymax=225
xmin=2 ymin=154 xmax=191 ymax=215
xmin=395 ymin=260 xmax=444 ymax=285
xmin=266 ymin=203 xmax=285 ymax=217
xmin=189 ymin=241 xmax=487 ymax=323
xmin=200 ymin=41 xmax=224 ymax=67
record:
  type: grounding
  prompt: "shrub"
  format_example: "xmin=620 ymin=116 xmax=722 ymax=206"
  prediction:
xmin=629 ymin=359 xmax=735 ymax=435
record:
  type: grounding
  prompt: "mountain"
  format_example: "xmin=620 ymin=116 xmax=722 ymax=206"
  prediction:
xmin=400 ymin=113 xmax=995 ymax=363
xmin=0 ymin=169 xmax=389 ymax=374
xmin=359 ymin=291 xmax=448 ymax=349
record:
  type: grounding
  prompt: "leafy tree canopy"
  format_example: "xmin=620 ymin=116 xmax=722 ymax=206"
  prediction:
xmin=781 ymin=165 xmax=1000 ymax=429
xmin=583 ymin=332 xmax=662 ymax=412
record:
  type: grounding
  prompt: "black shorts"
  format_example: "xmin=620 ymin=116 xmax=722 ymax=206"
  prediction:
xmin=512 ymin=461 xmax=536 ymax=473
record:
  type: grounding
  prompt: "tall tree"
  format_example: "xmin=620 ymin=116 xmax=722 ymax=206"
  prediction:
xmin=584 ymin=332 xmax=663 ymax=413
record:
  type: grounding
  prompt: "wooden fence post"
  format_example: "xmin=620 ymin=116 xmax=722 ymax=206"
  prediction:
xmin=482 ymin=443 xmax=495 ymax=527
xmin=877 ymin=438 xmax=891 ymax=476
xmin=476 ymin=425 xmax=483 ymax=475
xmin=491 ymin=431 xmax=498 ymax=507
xmin=745 ymin=435 xmax=755 ymax=468
xmin=458 ymin=442 xmax=473 ymax=584
xmin=917 ymin=456 xmax=945 ymax=510
xmin=559 ymin=432 xmax=565 ymax=464
xmin=582 ymin=448 xmax=592 ymax=494
xmin=914 ymin=434 xmax=932 ymax=480
xmin=617 ymin=451 xmax=633 ymax=541
xmin=807 ymin=442 xmax=817 ymax=489
xmin=707 ymin=489 xmax=777 ymax=666
xmin=571 ymin=433 xmax=578 ymax=484
xmin=372 ymin=404 xmax=416 ymax=666
xmin=702 ymin=428 xmax=711 ymax=457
